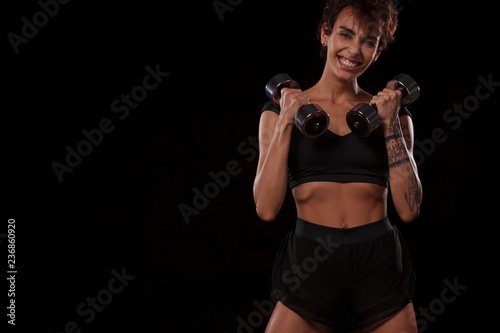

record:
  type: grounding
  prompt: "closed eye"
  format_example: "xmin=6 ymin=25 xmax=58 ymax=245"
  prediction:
xmin=361 ymin=37 xmax=378 ymax=48
xmin=338 ymin=26 xmax=355 ymax=38
xmin=338 ymin=25 xmax=379 ymax=48
xmin=363 ymin=40 xmax=376 ymax=47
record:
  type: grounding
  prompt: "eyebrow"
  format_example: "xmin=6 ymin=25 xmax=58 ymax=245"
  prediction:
xmin=339 ymin=26 xmax=356 ymax=35
xmin=339 ymin=25 xmax=379 ymax=42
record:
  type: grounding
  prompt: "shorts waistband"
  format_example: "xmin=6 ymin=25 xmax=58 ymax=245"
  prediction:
xmin=295 ymin=216 xmax=393 ymax=244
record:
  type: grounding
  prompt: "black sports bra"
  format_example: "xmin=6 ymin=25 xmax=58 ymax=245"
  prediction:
xmin=261 ymin=101 xmax=412 ymax=189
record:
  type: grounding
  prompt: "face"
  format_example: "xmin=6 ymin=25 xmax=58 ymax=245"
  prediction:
xmin=321 ymin=7 xmax=382 ymax=82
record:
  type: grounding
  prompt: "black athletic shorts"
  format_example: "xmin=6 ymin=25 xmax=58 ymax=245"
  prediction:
xmin=270 ymin=216 xmax=415 ymax=332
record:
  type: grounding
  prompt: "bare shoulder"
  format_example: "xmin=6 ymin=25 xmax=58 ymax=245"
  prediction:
xmin=260 ymin=109 xmax=279 ymax=127
xmin=259 ymin=110 xmax=279 ymax=147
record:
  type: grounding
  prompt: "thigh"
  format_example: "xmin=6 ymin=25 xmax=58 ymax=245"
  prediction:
xmin=355 ymin=303 xmax=417 ymax=333
xmin=266 ymin=301 xmax=333 ymax=333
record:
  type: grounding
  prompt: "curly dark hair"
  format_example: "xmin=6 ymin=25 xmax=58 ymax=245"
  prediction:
xmin=317 ymin=0 xmax=399 ymax=60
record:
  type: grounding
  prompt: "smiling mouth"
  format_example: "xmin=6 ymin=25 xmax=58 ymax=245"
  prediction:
xmin=338 ymin=56 xmax=361 ymax=68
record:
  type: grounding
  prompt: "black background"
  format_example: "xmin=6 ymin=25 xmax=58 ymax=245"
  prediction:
xmin=5 ymin=0 xmax=497 ymax=332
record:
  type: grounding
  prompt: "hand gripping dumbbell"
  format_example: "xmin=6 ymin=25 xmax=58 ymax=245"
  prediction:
xmin=346 ymin=74 xmax=420 ymax=137
xmin=265 ymin=73 xmax=330 ymax=138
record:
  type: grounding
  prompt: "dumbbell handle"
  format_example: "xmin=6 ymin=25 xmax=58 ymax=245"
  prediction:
xmin=265 ymin=73 xmax=330 ymax=138
xmin=265 ymin=73 xmax=300 ymax=105
xmin=370 ymin=85 xmax=407 ymax=111
xmin=346 ymin=73 xmax=420 ymax=137
xmin=387 ymin=73 xmax=420 ymax=106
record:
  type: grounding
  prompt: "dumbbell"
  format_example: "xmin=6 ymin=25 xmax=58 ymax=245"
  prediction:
xmin=265 ymin=73 xmax=330 ymax=138
xmin=346 ymin=74 xmax=420 ymax=137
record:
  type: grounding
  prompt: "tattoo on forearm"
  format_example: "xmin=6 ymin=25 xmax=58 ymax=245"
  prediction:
xmin=385 ymin=114 xmax=409 ymax=169
xmin=387 ymin=154 xmax=410 ymax=168
xmin=404 ymin=164 xmax=421 ymax=213
xmin=385 ymin=113 xmax=421 ymax=213
xmin=401 ymin=122 xmax=412 ymax=148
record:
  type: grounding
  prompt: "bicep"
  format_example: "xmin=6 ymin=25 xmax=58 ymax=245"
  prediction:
xmin=256 ymin=110 xmax=278 ymax=172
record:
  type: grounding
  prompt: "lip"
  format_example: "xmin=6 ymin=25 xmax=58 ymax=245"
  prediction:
xmin=337 ymin=56 xmax=362 ymax=71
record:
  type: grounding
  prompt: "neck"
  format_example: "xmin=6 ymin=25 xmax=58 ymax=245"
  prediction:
xmin=313 ymin=69 xmax=361 ymax=104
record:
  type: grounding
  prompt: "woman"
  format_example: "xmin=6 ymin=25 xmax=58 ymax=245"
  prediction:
xmin=253 ymin=0 xmax=422 ymax=332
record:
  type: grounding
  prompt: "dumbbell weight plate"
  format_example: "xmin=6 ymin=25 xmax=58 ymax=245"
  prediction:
xmin=346 ymin=73 xmax=420 ymax=137
xmin=346 ymin=103 xmax=380 ymax=137
xmin=386 ymin=73 xmax=420 ymax=106
xmin=265 ymin=73 xmax=330 ymax=138
xmin=265 ymin=73 xmax=300 ymax=106
xmin=296 ymin=104 xmax=330 ymax=138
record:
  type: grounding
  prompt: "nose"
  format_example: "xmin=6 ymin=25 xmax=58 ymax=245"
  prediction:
xmin=346 ymin=40 xmax=362 ymax=59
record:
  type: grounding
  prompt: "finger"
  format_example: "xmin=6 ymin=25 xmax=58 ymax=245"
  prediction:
xmin=281 ymin=87 xmax=302 ymax=96
xmin=377 ymin=90 xmax=390 ymax=98
xmin=287 ymin=92 xmax=305 ymax=102
xmin=383 ymin=88 xmax=402 ymax=98
xmin=282 ymin=89 xmax=304 ymax=104
xmin=297 ymin=93 xmax=309 ymax=101
xmin=291 ymin=95 xmax=309 ymax=107
xmin=375 ymin=92 xmax=390 ymax=102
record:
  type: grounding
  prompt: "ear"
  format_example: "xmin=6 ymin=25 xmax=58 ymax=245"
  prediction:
xmin=320 ymin=23 xmax=330 ymax=45
xmin=372 ymin=50 xmax=381 ymax=63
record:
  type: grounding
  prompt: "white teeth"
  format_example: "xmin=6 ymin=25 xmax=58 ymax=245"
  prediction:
xmin=339 ymin=56 xmax=359 ymax=67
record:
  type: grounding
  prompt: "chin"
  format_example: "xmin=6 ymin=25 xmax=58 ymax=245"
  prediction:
xmin=331 ymin=67 xmax=362 ymax=82
xmin=333 ymin=63 xmax=369 ymax=82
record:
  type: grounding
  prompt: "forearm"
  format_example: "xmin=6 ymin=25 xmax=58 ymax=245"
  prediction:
xmin=383 ymin=114 xmax=423 ymax=222
xmin=253 ymin=121 xmax=293 ymax=221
